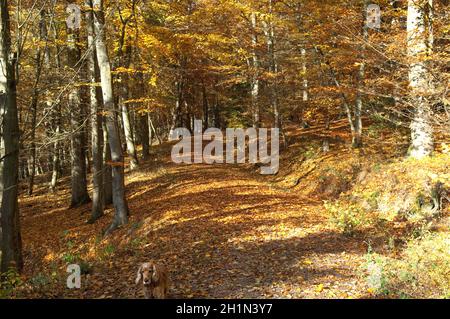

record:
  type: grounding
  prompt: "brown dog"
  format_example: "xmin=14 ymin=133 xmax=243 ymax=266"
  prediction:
xmin=135 ymin=261 xmax=169 ymax=299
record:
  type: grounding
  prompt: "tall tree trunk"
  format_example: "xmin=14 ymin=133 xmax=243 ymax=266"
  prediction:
xmin=27 ymin=9 xmax=47 ymax=195
xmin=120 ymin=96 xmax=138 ymax=169
xmin=250 ymin=12 xmax=260 ymax=129
xmin=147 ymin=113 xmax=153 ymax=146
xmin=353 ymin=0 xmax=369 ymax=149
xmin=148 ymin=114 xmax=161 ymax=145
xmin=86 ymin=0 xmax=104 ymax=223
xmin=140 ymin=113 xmax=150 ymax=160
xmin=93 ymin=0 xmax=129 ymax=234
xmin=0 ymin=0 xmax=23 ymax=273
xmin=27 ymin=61 xmax=40 ymax=196
xmin=49 ymin=115 xmax=60 ymax=193
xmin=67 ymin=13 xmax=90 ymax=207
xmin=407 ymin=0 xmax=434 ymax=158
xmin=295 ymin=4 xmax=309 ymax=126
xmin=116 ymin=16 xmax=138 ymax=170
xmin=264 ymin=0 xmax=281 ymax=129
xmin=170 ymin=79 xmax=183 ymax=136
xmin=301 ymin=47 xmax=308 ymax=106
xmin=102 ymin=121 xmax=113 ymax=205
xmin=202 ymin=84 xmax=209 ymax=130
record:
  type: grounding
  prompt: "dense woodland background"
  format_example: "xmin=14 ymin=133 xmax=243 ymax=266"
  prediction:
xmin=0 ymin=0 xmax=449 ymax=299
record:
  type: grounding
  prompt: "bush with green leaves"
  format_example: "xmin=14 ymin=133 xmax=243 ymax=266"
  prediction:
xmin=325 ymin=201 xmax=367 ymax=236
xmin=0 ymin=268 xmax=22 ymax=298
xmin=367 ymin=232 xmax=450 ymax=298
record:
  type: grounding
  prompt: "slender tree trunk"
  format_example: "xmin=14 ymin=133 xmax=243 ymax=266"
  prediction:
xmin=202 ymin=85 xmax=209 ymax=130
xmin=407 ymin=0 xmax=434 ymax=158
xmin=49 ymin=13 xmax=61 ymax=192
xmin=149 ymin=115 xmax=161 ymax=145
xmin=295 ymin=5 xmax=309 ymax=126
xmin=27 ymin=9 xmax=47 ymax=195
xmin=86 ymin=1 xmax=104 ymax=222
xmin=27 ymin=64 xmax=40 ymax=196
xmin=67 ymin=13 xmax=90 ymax=207
xmin=147 ymin=113 xmax=153 ymax=146
xmin=301 ymin=48 xmax=308 ymax=106
xmin=140 ymin=112 xmax=150 ymax=160
xmin=264 ymin=0 xmax=281 ymax=129
xmin=170 ymin=79 xmax=183 ymax=136
xmin=250 ymin=12 xmax=260 ymax=129
xmin=102 ymin=121 xmax=113 ymax=205
xmin=120 ymin=97 xmax=138 ymax=169
xmin=212 ymin=80 xmax=221 ymax=128
xmin=116 ymin=18 xmax=138 ymax=170
xmin=353 ymin=0 xmax=369 ymax=148
xmin=0 ymin=0 xmax=23 ymax=273
xmin=93 ymin=0 xmax=129 ymax=234
xmin=49 ymin=118 xmax=60 ymax=192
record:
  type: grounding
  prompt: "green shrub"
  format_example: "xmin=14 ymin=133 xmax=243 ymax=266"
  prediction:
xmin=369 ymin=233 xmax=450 ymax=298
xmin=61 ymin=252 xmax=79 ymax=264
xmin=0 ymin=268 xmax=22 ymax=298
xmin=100 ymin=244 xmax=116 ymax=260
xmin=325 ymin=201 xmax=367 ymax=236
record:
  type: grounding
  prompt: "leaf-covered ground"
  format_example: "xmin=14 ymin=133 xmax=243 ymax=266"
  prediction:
xmin=20 ymin=119 xmax=447 ymax=299
xmin=17 ymin=138 xmax=376 ymax=299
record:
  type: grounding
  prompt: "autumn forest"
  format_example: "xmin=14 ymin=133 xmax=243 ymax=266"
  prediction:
xmin=0 ymin=0 xmax=449 ymax=299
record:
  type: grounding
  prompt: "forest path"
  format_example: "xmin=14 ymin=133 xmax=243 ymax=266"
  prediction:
xmin=20 ymin=145 xmax=369 ymax=298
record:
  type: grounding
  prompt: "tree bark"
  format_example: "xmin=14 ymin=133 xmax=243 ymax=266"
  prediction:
xmin=202 ymin=84 xmax=209 ymax=130
xmin=264 ymin=0 xmax=281 ymax=129
xmin=49 ymin=114 xmax=60 ymax=193
xmin=149 ymin=114 xmax=161 ymax=145
xmin=407 ymin=0 xmax=434 ymax=158
xmin=250 ymin=12 xmax=260 ymax=129
xmin=27 ymin=9 xmax=47 ymax=195
xmin=0 ymin=0 xmax=23 ymax=273
xmin=116 ymin=14 xmax=138 ymax=170
xmin=120 ymin=96 xmax=138 ymax=169
xmin=102 ymin=121 xmax=113 ymax=205
xmin=86 ymin=0 xmax=104 ymax=222
xmin=353 ymin=0 xmax=369 ymax=149
xmin=140 ymin=113 xmax=150 ymax=160
xmin=93 ymin=0 xmax=129 ymax=233
xmin=67 ymin=12 xmax=90 ymax=207
xmin=170 ymin=79 xmax=183 ymax=135
xmin=294 ymin=5 xmax=308 ymax=126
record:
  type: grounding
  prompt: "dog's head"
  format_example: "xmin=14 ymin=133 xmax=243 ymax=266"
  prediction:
xmin=135 ymin=262 xmax=158 ymax=286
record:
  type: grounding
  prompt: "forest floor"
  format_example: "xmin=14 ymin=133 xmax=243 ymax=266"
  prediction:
xmin=13 ymin=119 xmax=448 ymax=299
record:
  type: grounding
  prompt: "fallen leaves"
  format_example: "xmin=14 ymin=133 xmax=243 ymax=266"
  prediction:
xmin=17 ymin=140 xmax=370 ymax=299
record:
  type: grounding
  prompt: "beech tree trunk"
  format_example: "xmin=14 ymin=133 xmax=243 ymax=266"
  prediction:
xmin=86 ymin=0 xmax=104 ymax=222
xmin=264 ymin=0 xmax=281 ymax=129
xmin=407 ymin=0 xmax=434 ymax=158
xmin=102 ymin=121 xmax=113 ymax=206
xmin=136 ymin=72 xmax=150 ymax=159
xmin=250 ymin=12 xmax=260 ymax=129
xmin=295 ymin=5 xmax=308 ymax=126
xmin=49 ymin=115 xmax=60 ymax=193
xmin=93 ymin=0 xmax=129 ymax=233
xmin=121 ymin=97 xmax=138 ymax=169
xmin=27 ymin=9 xmax=48 ymax=195
xmin=1 ymin=0 xmax=23 ymax=273
xmin=170 ymin=79 xmax=183 ymax=136
xmin=140 ymin=113 xmax=150 ymax=160
xmin=117 ymin=15 xmax=138 ymax=170
xmin=353 ymin=0 xmax=368 ymax=149
xmin=67 ymin=12 xmax=90 ymax=207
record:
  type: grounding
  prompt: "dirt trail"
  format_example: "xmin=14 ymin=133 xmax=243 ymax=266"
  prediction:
xmin=20 ymin=148 xmax=369 ymax=299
